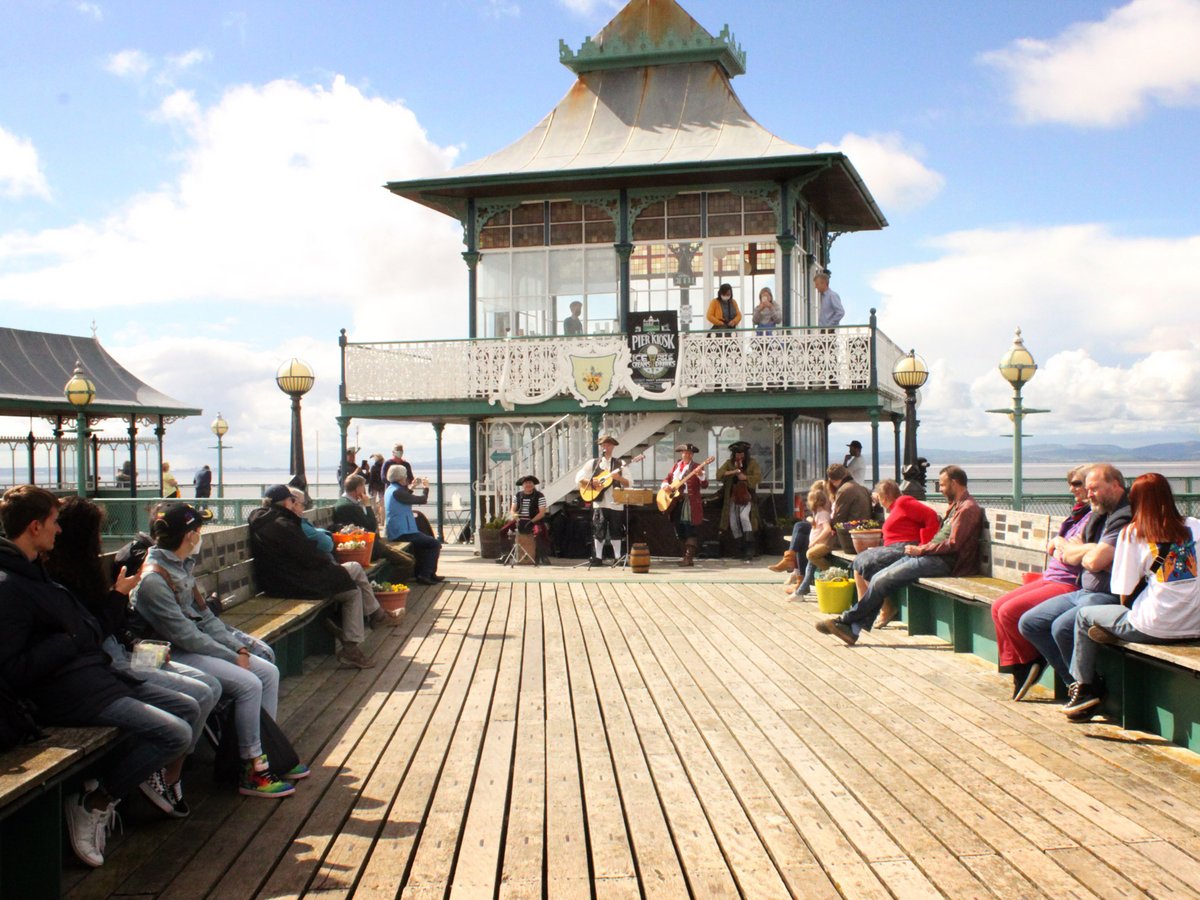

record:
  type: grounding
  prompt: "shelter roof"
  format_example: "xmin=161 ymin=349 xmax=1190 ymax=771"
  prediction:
xmin=387 ymin=1 xmax=886 ymax=232
xmin=0 ymin=327 xmax=201 ymax=420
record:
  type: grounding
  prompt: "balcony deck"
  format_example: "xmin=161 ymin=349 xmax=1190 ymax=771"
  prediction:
xmin=67 ymin=550 xmax=1200 ymax=898
xmin=341 ymin=327 xmax=908 ymax=421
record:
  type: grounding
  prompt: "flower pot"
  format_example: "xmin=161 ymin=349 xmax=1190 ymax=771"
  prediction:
xmin=375 ymin=588 xmax=409 ymax=615
xmin=850 ymin=529 xmax=883 ymax=553
xmin=815 ymin=579 xmax=856 ymax=615
xmin=479 ymin=528 xmax=504 ymax=559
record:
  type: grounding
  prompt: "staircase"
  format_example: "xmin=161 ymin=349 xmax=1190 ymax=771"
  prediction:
xmin=477 ymin=411 xmax=682 ymax=523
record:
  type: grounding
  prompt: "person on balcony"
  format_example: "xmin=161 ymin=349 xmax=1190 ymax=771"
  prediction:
xmin=705 ymin=283 xmax=742 ymax=331
xmin=815 ymin=270 xmax=843 ymax=329
xmin=717 ymin=441 xmax=761 ymax=562
xmin=576 ymin=435 xmax=628 ymax=567
xmin=562 ymin=300 xmax=584 ymax=336
xmin=752 ymin=287 xmax=781 ymax=332
xmin=662 ymin=442 xmax=709 ymax=567
xmin=501 ymin=476 xmax=550 ymax=564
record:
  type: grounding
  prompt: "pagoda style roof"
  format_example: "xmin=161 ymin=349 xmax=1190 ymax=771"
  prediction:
xmin=0 ymin=327 xmax=201 ymax=420
xmin=387 ymin=0 xmax=886 ymax=232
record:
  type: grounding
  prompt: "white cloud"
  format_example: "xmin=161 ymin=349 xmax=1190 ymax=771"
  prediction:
xmin=484 ymin=0 xmax=521 ymax=16
xmin=105 ymin=49 xmax=152 ymax=79
xmin=0 ymin=126 xmax=51 ymax=200
xmin=74 ymin=2 xmax=102 ymax=21
xmin=0 ymin=75 xmax=466 ymax=339
xmin=871 ymin=223 xmax=1200 ymax=437
xmin=167 ymin=48 xmax=211 ymax=72
xmin=981 ymin=0 xmax=1200 ymax=127
xmin=815 ymin=133 xmax=944 ymax=212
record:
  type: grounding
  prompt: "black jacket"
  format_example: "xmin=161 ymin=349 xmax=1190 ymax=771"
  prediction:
xmin=0 ymin=538 xmax=136 ymax=723
xmin=247 ymin=505 xmax=355 ymax=599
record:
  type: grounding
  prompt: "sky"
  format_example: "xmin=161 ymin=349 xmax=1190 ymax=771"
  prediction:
xmin=2 ymin=0 xmax=1199 ymax=477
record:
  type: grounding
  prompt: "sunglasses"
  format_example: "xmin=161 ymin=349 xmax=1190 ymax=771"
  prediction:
xmin=1068 ymin=480 xmax=1084 ymax=488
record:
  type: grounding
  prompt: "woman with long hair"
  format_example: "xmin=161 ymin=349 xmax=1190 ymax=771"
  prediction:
xmin=786 ymin=482 xmax=833 ymax=599
xmin=752 ymin=286 xmax=781 ymax=331
xmin=716 ymin=441 xmax=762 ymax=561
xmin=1064 ymin=473 xmax=1200 ymax=720
xmin=45 ymin=496 xmax=219 ymax=817
xmin=131 ymin=504 xmax=306 ymax=797
xmin=992 ymin=465 xmax=1093 ymax=701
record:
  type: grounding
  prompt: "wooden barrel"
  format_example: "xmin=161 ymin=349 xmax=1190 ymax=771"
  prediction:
xmin=629 ymin=542 xmax=651 ymax=574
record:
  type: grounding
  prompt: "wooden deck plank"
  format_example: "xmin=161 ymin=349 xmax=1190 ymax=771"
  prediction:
xmin=497 ymin=584 xmax=548 ymax=899
xmin=551 ymin=582 xmax=637 ymax=886
xmin=402 ymin=584 xmax=513 ymax=892
xmin=333 ymin=585 xmax=501 ymax=896
xmin=448 ymin=584 xmax=526 ymax=895
xmin=561 ymin=581 xmax=691 ymax=898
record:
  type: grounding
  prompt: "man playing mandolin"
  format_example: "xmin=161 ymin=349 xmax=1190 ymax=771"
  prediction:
xmin=575 ymin=435 xmax=629 ymax=567
xmin=660 ymin=442 xmax=713 ymax=567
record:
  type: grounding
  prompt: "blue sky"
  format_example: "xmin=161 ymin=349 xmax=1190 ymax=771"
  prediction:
xmin=2 ymin=0 xmax=1199 ymax=474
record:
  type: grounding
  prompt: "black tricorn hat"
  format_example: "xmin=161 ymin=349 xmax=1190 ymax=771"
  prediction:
xmin=674 ymin=442 xmax=700 ymax=453
xmin=517 ymin=475 xmax=540 ymax=486
xmin=729 ymin=441 xmax=751 ymax=453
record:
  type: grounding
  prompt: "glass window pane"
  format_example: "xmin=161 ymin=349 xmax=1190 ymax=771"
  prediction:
xmin=478 ymin=253 xmax=511 ymax=299
xmin=706 ymin=191 xmax=740 ymax=214
xmin=549 ymin=248 xmax=584 ymax=296
xmin=745 ymin=211 xmax=776 ymax=235
xmin=743 ymin=195 xmax=772 ymax=212
xmin=512 ymin=225 xmax=544 ymax=247
xmin=667 ymin=216 xmax=701 ymax=238
xmin=584 ymin=204 xmax=611 ymax=221
xmin=480 ymin=227 xmax=509 ymax=250
xmin=585 ymin=247 xmax=617 ymax=294
xmin=584 ymin=220 xmax=615 ymax=243
xmin=513 ymin=202 xmax=545 ymax=225
xmin=708 ymin=214 xmax=741 ymax=237
xmin=668 ymin=194 xmax=701 ymax=216
xmin=550 ymin=201 xmax=583 ymax=223
xmin=512 ymin=251 xmax=546 ymax=299
xmin=549 ymin=222 xmax=583 ymax=245
xmin=632 ymin=217 xmax=665 ymax=241
xmin=483 ymin=208 xmax=511 ymax=227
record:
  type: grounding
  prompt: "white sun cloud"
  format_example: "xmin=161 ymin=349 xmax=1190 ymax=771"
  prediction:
xmin=0 ymin=126 xmax=51 ymax=200
xmin=981 ymin=0 xmax=1200 ymax=127
xmin=871 ymin=223 xmax=1200 ymax=438
xmin=74 ymin=2 xmax=102 ymax=21
xmin=104 ymin=49 xmax=152 ymax=79
xmin=815 ymin=133 xmax=944 ymax=212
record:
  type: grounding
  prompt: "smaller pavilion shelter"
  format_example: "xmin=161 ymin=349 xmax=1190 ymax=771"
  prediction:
xmin=0 ymin=327 xmax=201 ymax=496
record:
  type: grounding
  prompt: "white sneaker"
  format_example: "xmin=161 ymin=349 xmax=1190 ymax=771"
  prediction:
xmin=64 ymin=781 xmax=120 ymax=868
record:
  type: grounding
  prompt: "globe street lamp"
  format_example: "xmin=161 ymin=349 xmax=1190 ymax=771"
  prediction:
xmin=276 ymin=358 xmax=315 ymax=485
xmin=988 ymin=328 xmax=1049 ymax=510
xmin=892 ymin=349 xmax=929 ymax=499
xmin=210 ymin=412 xmax=230 ymax=499
xmin=64 ymin=361 xmax=95 ymax=497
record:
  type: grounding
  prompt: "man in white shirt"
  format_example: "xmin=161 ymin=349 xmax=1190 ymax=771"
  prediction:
xmin=843 ymin=440 xmax=866 ymax=483
xmin=815 ymin=270 xmax=844 ymax=328
xmin=575 ymin=435 xmax=628 ymax=566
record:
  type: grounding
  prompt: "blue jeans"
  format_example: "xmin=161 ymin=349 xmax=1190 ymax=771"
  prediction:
xmin=1071 ymin=605 xmax=1176 ymax=684
xmin=92 ymin=681 xmax=195 ymax=799
xmin=788 ymin=521 xmax=811 ymax=556
xmin=400 ymin=531 xmax=442 ymax=578
xmin=103 ymin=635 xmax=222 ymax=752
xmin=852 ymin=543 xmax=911 ymax=581
xmin=1018 ymin=589 xmax=1118 ymax=683
xmin=172 ymin=651 xmax=279 ymax=759
xmin=840 ymin=554 xmax=951 ymax=633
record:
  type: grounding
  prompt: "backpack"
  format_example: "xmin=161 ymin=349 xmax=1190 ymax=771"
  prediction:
xmin=0 ymin=676 xmax=45 ymax=752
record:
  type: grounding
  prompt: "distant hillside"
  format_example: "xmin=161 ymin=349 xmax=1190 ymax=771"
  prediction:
xmin=866 ymin=441 xmax=1200 ymax=465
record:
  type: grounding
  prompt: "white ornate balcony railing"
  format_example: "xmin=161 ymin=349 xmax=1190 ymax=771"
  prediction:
xmin=343 ymin=326 xmax=906 ymax=407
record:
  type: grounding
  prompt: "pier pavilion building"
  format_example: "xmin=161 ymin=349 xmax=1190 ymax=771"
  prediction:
xmin=338 ymin=0 xmax=913 ymax=548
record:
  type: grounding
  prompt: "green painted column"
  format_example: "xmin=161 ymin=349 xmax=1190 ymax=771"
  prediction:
xmin=777 ymin=180 xmax=796 ymax=328
xmin=616 ymin=189 xmax=631 ymax=333
xmin=465 ymin=197 xmax=479 ymax=339
xmin=433 ymin=421 xmax=446 ymax=542
xmin=337 ymin=416 xmax=350 ymax=489
xmin=869 ymin=409 xmax=880 ymax=485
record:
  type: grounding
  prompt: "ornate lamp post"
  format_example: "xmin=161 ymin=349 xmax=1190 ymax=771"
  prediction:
xmin=988 ymin=328 xmax=1048 ymax=510
xmin=892 ymin=349 xmax=929 ymax=499
xmin=64 ymin=361 xmax=95 ymax=497
xmin=210 ymin=412 xmax=229 ymax=499
xmin=276 ymin=358 xmax=315 ymax=485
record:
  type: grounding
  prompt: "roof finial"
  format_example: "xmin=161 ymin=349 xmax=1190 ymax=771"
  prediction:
xmin=91 ymin=320 xmax=98 ymax=339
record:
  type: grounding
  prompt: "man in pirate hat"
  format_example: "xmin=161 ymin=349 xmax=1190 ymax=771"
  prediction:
xmin=662 ymin=442 xmax=709 ymax=567
xmin=575 ymin=434 xmax=629 ymax=566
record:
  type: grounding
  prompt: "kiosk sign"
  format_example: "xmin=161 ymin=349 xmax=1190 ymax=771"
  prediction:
xmin=628 ymin=311 xmax=678 ymax=393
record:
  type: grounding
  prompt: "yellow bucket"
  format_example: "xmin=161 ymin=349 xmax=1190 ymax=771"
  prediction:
xmin=815 ymin=579 xmax=856 ymax=615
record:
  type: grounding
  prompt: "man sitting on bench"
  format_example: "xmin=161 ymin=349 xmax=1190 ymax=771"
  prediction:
xmin=333 ymin=474 xmax=415 ymax=584
xmin=816 ymin=465 xmax=983 ymax=646
xmin=501 ymin=475 xmax=550 ymax=564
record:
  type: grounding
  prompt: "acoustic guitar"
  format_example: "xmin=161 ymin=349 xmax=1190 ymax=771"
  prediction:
xmin=656 ymin=456 xmax=716 ymax=513
xmin=578 ymin=453 xmax=646 ymax=503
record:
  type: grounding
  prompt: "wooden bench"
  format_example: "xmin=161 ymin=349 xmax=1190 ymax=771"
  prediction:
xmin=834 ymin=502 xmax=1200 ymax=753
xmin=0 ymin=507 xmax=410 ymax=895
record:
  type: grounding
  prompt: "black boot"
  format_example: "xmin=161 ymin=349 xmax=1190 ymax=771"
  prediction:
xmin=741 ymin=535 xmax=755 ymax=562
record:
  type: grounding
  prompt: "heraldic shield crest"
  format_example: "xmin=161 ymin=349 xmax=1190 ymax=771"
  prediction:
xmin=569 ymin=352 xmax=618 ymax=406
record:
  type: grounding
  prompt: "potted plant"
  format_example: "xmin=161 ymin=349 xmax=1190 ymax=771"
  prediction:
xmin=846 ymin=518 xmax=883 ymax=553
xmin=478 ymin=516 xmax=508 ymax=559
xmin=814 ymin=565 xmax=856 ymax=614
xmin=370 ymin=580 xmax=410 ymax=616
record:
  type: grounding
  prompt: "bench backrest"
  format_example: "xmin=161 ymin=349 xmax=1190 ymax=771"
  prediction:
xmin=924 ymin=500 xmax=1055 ymax=581
xmin=193 ymin=506 xmax=335 ymax=605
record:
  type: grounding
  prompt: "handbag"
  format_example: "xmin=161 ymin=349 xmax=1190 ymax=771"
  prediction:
xmin=211 ymin=704 xmax=300 ymax=783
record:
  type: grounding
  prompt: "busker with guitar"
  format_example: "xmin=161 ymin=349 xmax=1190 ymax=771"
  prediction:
xmin=716 ymin=441 xmax=762 ymax=562
xmin=575 ymin=434 xmax=629 ymax=567
xmin=659 ymin=443 xmax=713 ymax=567
xmin=500 ymin=475 xmax=549 ymax=564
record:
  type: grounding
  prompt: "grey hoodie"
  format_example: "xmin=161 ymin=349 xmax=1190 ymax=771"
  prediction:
xmin=129 ymin=545 xmax=245 ymax=663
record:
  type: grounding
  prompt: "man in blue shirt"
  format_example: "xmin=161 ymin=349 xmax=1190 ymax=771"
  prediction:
xmin=384 ymin=468 xmax=443 ymax=585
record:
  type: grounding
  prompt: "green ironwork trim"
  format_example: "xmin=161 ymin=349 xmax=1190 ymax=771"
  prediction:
xmin=559 ymin=25 xmax=746 ymax=78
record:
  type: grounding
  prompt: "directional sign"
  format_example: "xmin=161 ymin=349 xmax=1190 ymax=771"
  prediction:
xmin=490 ymin=450 xmax=512 ymax=463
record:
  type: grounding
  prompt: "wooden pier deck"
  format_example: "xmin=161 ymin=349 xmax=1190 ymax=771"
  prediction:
xmin=66 ymin=551 xmax=1200 ymax=898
